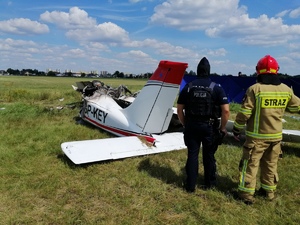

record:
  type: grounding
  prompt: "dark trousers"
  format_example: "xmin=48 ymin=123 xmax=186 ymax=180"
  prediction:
xmin=184 ymin=121 xmax=218 ymax=190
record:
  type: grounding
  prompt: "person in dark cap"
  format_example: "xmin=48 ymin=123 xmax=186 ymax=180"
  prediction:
xmin=177 ymin=57 xmax=230 ymax=192
xmin=197 ymin=57 xmax=211 ymax=77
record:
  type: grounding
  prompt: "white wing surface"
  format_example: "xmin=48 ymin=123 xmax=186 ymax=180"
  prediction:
xmin=226 ymin=120 xmax=300 ymax=143
xmin=61 ymin=132 xmax=186 ymax=164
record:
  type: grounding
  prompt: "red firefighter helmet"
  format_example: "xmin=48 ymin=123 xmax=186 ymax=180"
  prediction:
xmin=256 ymin=55 xmax=279 ymax=75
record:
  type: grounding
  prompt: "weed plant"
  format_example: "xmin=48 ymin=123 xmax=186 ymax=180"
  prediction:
xmin=0 ymin=76 xmax=299 ymax=224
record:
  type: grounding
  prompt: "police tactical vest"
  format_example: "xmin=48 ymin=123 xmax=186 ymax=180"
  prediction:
xmin=186 ymin=82 xmax=216 ymax=119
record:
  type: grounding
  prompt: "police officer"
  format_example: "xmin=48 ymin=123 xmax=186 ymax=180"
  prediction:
xmin=233 ymin=55 xmax=300 ymax=204
xmin=177 ymin=57 xmax=230 ymax=192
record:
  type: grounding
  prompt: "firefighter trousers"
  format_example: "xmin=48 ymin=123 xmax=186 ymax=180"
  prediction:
xmin=238 ymin=139 xmax=281 ymax=197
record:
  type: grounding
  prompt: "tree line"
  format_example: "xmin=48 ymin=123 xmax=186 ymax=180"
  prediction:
xmin=2 ymin=68 xmax=299 ymax=79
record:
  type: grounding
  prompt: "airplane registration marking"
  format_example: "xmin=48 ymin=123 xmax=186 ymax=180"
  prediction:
xmin=85 ymin=104 xmax=108 ymax=123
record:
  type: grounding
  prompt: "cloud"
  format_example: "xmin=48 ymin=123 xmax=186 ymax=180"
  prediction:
xmin=206 ymin=48 xmax=227 ymax=57
xmin=276 ymin=10 xmax=290 ymax=18
xmin=66 ymin=22 xmax=130 ymax=44
xmin=289 ymin=7 xmax=300 ymax=18
xmin=120 ymin=50 xmax=150 ymax=58
xmin=288 ymin=42 xmax=300 ymax=50
xmin=118 ymin=50 xmax=158 ymax=73
xmin=0 ymin=38 xmax=36 ymax=51
xmin=40 ymin=7 xmax=96 ymax=29
xmin=2 ymin=2 xmax=299 ymax=75
xmin=0 ymin=38 xmax=49 ymax=69
xmin=209 ymin=14 xmax=300 ymax=46
xmin=150 ymin=0 xmax=245 ymax=31
xmin=150 ymin=0 xmax=300 ymax=47
xmin=0 ymin=18 xmax=49 ymax=35
xmin=39 ymin=6 xmax=197 ymax=60
xmin=0 ymin=38 xmax=83 ymax=70
xmin=62 ymin=48 xmax=86 ymax=58
xmin=124 ymin=38 xmax=198 ymax=59
xmin=40 ymin=7 xmax=130 ymax=44
xmin=84 ymin=42 xmax=111 ymax=52
xmin=205 ymin=15 xmax=284 ymax=44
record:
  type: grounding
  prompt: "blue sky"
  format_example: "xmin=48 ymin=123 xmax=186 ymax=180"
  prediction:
xmin=0 ymin=0 xmax=300 ymax=76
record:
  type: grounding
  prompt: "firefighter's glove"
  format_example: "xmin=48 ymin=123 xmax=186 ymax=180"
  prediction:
xmin=232 ymin=127 xmax=241 ymax=142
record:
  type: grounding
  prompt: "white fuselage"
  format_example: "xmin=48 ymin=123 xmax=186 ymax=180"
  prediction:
xmin=82 ymin=94 xmax=148 ymax=137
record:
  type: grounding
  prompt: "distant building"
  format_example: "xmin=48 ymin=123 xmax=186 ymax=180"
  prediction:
xmin=100 ymin=71 xmax=108 ymax=76
xmin=46 ymin=68 xmax=61 ymax=73
xmin=0 ymin=70 xmax=9 ymax=75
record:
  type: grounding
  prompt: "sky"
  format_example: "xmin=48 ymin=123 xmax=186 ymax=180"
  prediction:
xmin=0 ymin=0 xmax=300 ymax=76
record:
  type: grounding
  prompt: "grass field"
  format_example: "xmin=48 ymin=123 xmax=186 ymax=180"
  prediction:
xmin=0 ymin=76 xmax=300 ymax=224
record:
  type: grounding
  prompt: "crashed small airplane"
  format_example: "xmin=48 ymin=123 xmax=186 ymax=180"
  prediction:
xmin=61 ymin=60 xmax=300 ymax=165
xmin=61 ymin=60 xmax=189 ymax=164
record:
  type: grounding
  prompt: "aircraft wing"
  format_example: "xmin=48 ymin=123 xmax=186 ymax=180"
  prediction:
xmin=61 ymin=132 xmax=186 ymax=164
xmin=282 ymin=129 xmax=300 ymax=143
xmin=61 ymin=120 xmax=300 ymax=165
xmin=226 ymin=120 xmax=300 ymax=143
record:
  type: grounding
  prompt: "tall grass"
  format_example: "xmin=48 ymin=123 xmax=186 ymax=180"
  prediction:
xmin=0 ymin=76 xmax=300 ymax=224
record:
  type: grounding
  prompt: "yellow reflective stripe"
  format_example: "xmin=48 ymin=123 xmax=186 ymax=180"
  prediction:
xmin=270 ymin=68 xmax=277 ymax=73
xmin=233 ymin=121 xmax=245 ymax=129
xmin=238 ymin=160 xmax=255 ymax=193
xmin=254 ymin=94 xmax=262 ymax=133
xmin=259 ymin=68 xmax=277 ymax=74
xmin=259 ymin=69 xmax=267 ymax=73
xmin=256 ymin=92 xmax=292 ymax=98
xmin=238 ymin=186 xmax=255 ymax=193
xmin=261 ymin=183 xmax=276 ymax=191
xmin=239 ymin=159 xmax=247 ymax=186
xmin=246 ymin=131 xmax=282 ymax=139
xmin=287 ymin=106 xmax=299 ymax=113
xmin=239 ymin=107 xmax=252 ymax=115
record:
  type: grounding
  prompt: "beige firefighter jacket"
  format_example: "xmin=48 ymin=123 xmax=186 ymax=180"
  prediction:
xmin=233 ymin=82 xmax=300 ymax=141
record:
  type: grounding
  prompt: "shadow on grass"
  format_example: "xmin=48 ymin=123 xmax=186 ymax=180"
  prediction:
xmin=281 ymin=144 xmax=300 ymax=157
xmin=57 ymin=152 xmax=115 ymax=169
xmin=138 ymin=158 xmax=237 ymax=194
xmin=138 ymin=158 xmax=183 ymax=188
xmin=57 ymin=153 xmax=81 ymax=168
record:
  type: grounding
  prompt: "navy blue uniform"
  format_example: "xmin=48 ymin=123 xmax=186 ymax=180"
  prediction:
xmin=177 ymin=76 xmax=228 ymax=190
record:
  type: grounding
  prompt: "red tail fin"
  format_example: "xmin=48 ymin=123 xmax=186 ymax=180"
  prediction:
xmin=149 ymin=61 xmax=188 ymax=85
xmin=123 ymin=60 xmax=188 ymax=134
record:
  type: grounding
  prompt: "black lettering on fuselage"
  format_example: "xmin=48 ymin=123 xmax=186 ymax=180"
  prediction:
xmin=85 ymin=104 xmax=108 ymax=123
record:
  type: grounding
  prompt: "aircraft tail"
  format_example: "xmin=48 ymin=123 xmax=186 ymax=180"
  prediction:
xmin=123 ymin=60 xmax=188 ymax=134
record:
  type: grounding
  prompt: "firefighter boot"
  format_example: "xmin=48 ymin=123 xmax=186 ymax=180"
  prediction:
xmin=237 ymin=191 xmax=255 ymax=205
xmin=256 ymin=188 xmax=275 ymax=201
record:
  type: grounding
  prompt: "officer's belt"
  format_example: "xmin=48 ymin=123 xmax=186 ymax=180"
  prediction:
xmin=186 ymin=116 xmax=214 ymax=123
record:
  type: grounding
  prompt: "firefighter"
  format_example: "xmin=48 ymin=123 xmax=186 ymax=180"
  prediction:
xmin=233 ymin=55 xmax=300 ymax=204
xmin=177 ymin=57 xmax=230 ymax=192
